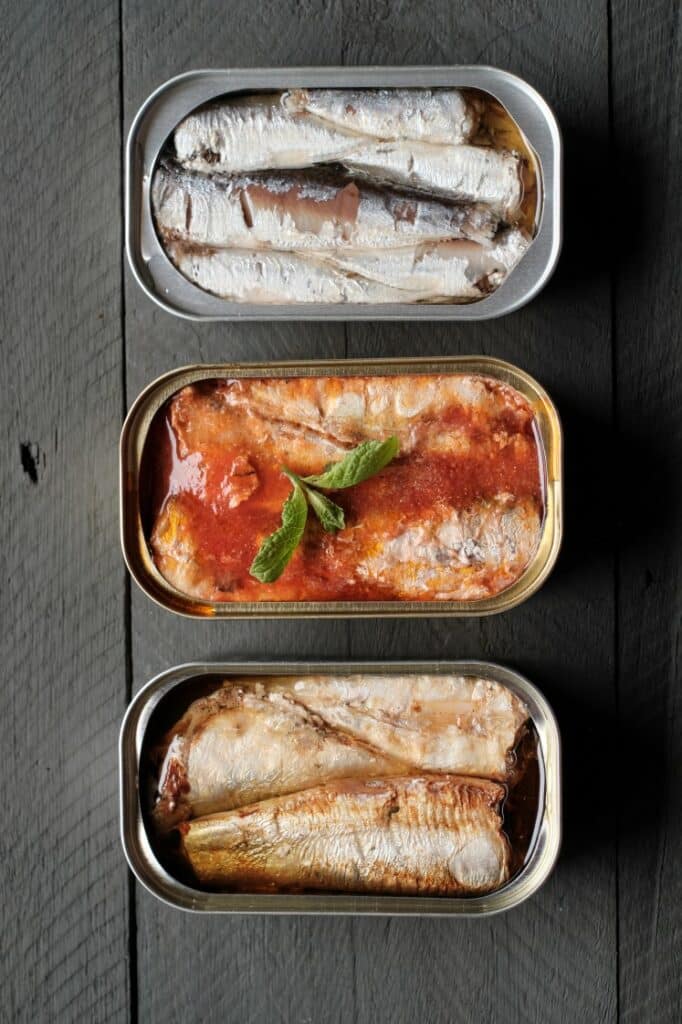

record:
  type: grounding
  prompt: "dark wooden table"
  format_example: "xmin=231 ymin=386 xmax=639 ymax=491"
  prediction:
xmin=2 ymin=1 xmax=680 ymax=1021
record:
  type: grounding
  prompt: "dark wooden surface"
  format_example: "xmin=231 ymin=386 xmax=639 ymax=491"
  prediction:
xmin=1 ymin=1 xmax=680 ymax=1021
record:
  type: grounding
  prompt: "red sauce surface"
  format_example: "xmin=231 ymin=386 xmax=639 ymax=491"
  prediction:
xmin=141 ymin=375 xmax=545 ymax=603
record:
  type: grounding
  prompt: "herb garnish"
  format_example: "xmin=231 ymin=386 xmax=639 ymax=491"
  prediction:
xmin=248 ymin=479 xmax=308 ymax=584
xmin=249 ymin=436 xmax=399 ymax=584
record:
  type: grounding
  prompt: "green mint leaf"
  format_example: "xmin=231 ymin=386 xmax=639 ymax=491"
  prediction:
xmin=249 ymin=438 xmax=399 ymax=586
xmin=304 ymin=486 xmax=345 ymax=533
xmin=303 ymin=436 xmax=399 ymax=490
xmin=281 ymin=468 xmax=345 ymax=533
xmin=249 ymin=480 xmax=308 ymax=583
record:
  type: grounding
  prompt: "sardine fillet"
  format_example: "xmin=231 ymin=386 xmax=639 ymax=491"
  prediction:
xmin=282 ymin=88 xmax=482 ymax=145
xmin=165 ymin=243 xmax=428 ymax=304
xmin=269 ymin=674 xmax=529 ymax=780
xmin=152 ymin=674 xmax=529 ymax=829
xmin=318 ymin=231 xmax=530 ymax=301
xmin=152 ymin=687 xmax=401 ymax=831
xmin=344 ymin=141 xmax=524 ymax=216
xmin=174 ymin=95 xmax=365 ymax=174
xmin=179 ymin=775 xmax=510 ymax=895
xmin=151 ymin=493 xmax=540 ymax=603
xmin=167 ymin=373 xmax=537 ymax=462
xmin=152 ymin=162 xmax=498 ymax=252
xmin=356 ymin=495 xmax=541 ymax=600
xmin=172 ymin=97 xmax=522 ymax=221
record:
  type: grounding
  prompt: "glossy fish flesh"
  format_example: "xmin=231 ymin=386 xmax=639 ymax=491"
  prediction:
xmin=344 ymin=141 xmax=524 ymax=216
xmin=174 ymin=95 xmax=370 ymax=174
xmin=267 ymin=674 xmax=529 ymax=781
xmin=178 ymin=775 xmax=511 ymax=895
xmin=282 ymin=87 xmax=482 ymax=144
xmin=318 ymin=230 xmax=530 ymax=301
xmin=152 ymin=161 xmax=498 ymax=251
xmin=152 ymin=685 xmax=400 ymax=831
xmin=163 ymin=89 xmax=534 ymax=304
xmin=164 ymin=242 xmax=428 ymax=303
xmin=152 ymin=674 xmax=529 ymax=830
xmin=166 ymin=372 xmax=537 ymax=462
xmin=355 ymin=495 xmax=541 ymax=600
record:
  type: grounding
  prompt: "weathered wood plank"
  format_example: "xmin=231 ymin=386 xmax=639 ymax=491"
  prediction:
xmin=0 ymin=0 xmax=128 ymax=1021
xmin=611 ymin=2 xmax=682 ymax=1021
xmin=122 ymin=2 xmax=618 ymax=1022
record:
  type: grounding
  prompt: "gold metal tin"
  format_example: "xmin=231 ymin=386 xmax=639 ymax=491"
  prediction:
xmin=120 ymin=356 xmax=562 ymax=618
xmin=119 ymin=660 xmax=561 ymax=915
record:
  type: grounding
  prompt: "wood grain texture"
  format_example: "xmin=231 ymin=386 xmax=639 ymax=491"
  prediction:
xmin=611 ymin=2 xmax=682 ymax=1022
xmin=0 ymin=1 xmax=128 ymax=1022
xmin=121 ymin=2 xmax=620 ymax=1024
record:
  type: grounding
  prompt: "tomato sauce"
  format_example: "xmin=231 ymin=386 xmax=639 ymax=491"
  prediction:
xmin=142 ymin=375 xmax=545 ymax=603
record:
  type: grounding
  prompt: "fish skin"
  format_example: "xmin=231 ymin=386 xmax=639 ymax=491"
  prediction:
xmin=179 ymin=775 xmax=511 ymax=895
xmin=316 ymin=229 xmax=530 ymax=301
xmin=282 ymin=87 xmax=482 ymax=144
xmin=173 ymin=95 xmax=371 ymax=174
xmin=267 ymin=674 xmax=529 ymax=781
xmin=173 ymin=92 xmax=484 ymax=176
xmin=152 ymin=160 xmax=498 ymax=252
xmin=164 ymin=241 xmax=428 ymax=304
xmin=344 ymin=140 xmax=524 ymax=217
xmin=172 ymin=96 xmax=522 ymax=220
xmin=152 ymin=686 xmax=401 ymax=831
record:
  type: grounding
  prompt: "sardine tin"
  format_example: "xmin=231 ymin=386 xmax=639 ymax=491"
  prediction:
xmin=119 ymin=660 xmax=561 ymax=915
xmin=126 ymin=66 xmax=561 ymax=321
xmin=120 ymin=356 xmax=562 ymax=619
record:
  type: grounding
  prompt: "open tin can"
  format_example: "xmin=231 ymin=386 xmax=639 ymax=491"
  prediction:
xmin=126 ymin=65 xmax=561 ymax=320
xmin=119 ymin=659 xmax=561 ymax=915
xmin=120 ymin=355 xmax=562 ymax=619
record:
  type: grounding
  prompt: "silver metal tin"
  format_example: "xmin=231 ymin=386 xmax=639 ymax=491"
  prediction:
xmin=126 ymin=66 xmax=562 ymax=321
xmin=120 ymin=660 xmax=561 ymax=915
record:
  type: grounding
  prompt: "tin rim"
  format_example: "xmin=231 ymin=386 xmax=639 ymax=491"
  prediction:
xmin=125 ymin=65 xmax=562 ymax=321
xmin=119 ymin=659 xmax=561 ymax=915
xmin=119 ymin=356 xmax=563 ymax=619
